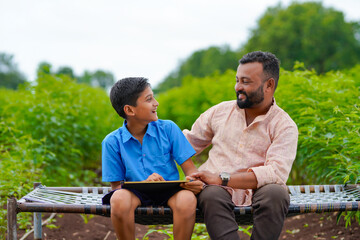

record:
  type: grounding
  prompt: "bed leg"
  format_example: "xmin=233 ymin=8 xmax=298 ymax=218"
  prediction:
xmin=33 ymin=182 xmax=42 ymax=240
xmin=7 ymin=198 xmax=17 ymax=240
xmin=34 ymin=212 xmax=42 ymax=240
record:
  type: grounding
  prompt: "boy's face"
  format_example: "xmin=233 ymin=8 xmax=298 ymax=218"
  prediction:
xmin=131 ymin=86 xmax=159 ymax=123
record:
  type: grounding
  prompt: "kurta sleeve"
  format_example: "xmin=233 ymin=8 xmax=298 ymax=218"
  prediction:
xmin=182 ymin=106 xmax=216 ymax=155
xmin=249 ymin=120 xmax=298 ymax=188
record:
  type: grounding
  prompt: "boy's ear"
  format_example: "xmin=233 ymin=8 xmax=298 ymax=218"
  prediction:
xmin=124 ymin=105 xmax=135 ymax=117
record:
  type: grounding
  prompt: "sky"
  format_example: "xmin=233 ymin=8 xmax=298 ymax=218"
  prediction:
xmin=1 ymin=0 xmax=359 ymax=87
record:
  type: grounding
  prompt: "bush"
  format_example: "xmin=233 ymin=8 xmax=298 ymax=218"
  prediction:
xmin=0 ymin=74 xmax=119 ymax=237
xmin=276 ymin=63 xmax=360 ymax=184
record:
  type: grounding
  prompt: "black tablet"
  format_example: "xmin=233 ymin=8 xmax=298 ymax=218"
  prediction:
xmin=121 ymin=180 xmax=188 ymax=193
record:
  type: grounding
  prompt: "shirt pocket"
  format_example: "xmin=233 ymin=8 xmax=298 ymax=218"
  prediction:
xmin=153 ymin=152 xmax=177 ymax=177
xmin=153 ymin=152 xmax=172 ymax=168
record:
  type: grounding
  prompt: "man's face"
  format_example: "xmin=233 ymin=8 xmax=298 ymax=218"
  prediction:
xmin=236 ymin=83 xmax=264 ymax=109
xmin=235 ymin=62 xmax=266 ymax=109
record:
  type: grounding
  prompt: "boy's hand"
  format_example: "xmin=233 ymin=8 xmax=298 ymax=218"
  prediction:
xmin=190 ymin=171 xmax=222 ymax=185
xmin=146 ymin=173 xmax=165 ymax=181
xmin=180 ymin=176 xmax=205 ymax=195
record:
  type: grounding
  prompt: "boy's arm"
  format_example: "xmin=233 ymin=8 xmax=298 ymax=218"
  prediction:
xmin=180 ymin=158 xmax=198 ymax=176
xmin=180 ymin=158 xmax=204 ymax=194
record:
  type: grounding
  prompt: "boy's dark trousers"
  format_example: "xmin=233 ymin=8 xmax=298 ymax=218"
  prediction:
xmin=197 ymin=184 xmax=290 ymax=240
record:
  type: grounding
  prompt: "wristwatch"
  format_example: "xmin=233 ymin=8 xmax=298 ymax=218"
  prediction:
xmin=219 ymin=172 xmax=231 ymax=186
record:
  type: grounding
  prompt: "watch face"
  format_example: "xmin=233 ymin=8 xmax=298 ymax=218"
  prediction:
xmin=220 ymin=172 xmax=230 ymax=180
xmin=220 ymin=172 xmax=230 ymax=186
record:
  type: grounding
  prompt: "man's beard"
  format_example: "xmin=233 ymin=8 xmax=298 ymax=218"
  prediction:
xmin=236 ymin=84 xmax=264 ymax=109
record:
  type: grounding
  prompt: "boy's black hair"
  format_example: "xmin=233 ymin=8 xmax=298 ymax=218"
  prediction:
xmin=239 ymin=51 xmax=280 ymax=90
xmin=110 ymin=77 xmax=150 ymax=119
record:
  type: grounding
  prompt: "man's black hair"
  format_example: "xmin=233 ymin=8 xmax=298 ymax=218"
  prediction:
xmin=110 ymin=77 xmax=150 ymax=119
xmin=239 ymin=51 xmax=280 ymax=90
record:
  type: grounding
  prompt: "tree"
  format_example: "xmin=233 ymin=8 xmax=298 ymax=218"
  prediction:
xmin=37 ymin=62 xmax=52 ymax=77
xmin=36 ymin=62 xmax=115 ymax=90
xmin=155 ymin=45 xmax=240 ymax=93
xmin=56 ymin=66 xmax=75 ymax=79
xmin=77 ymin=70 xmax=92 ymax=85
xmin=86 ymin=70 xmax=115 ymax=89
xmin=0 ymin=53 xmax=27 ymax=89
xmin=241 ymin=2 xmax=360 ymax=73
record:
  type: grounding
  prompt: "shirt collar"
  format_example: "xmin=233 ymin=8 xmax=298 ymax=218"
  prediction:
xmin=235 ymin=98 xmax=277 ymax=127
xmin=251 ymin=98 xmax=277 ymax=124
xmin=145 ymin=121 xmax=157 ymax=138
xmin=121 ymin=120 xmax=157 ymax=143
xmin=121 ymin=120 xmax=133 ymax=143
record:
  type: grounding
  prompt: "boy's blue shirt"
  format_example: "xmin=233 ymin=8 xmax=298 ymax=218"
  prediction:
xmin=102 ymin=119 xmax=196 ymax=182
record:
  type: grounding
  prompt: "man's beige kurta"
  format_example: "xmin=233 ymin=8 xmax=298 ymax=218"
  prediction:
xmin=183 ymin=100 xmax=298 ymax=206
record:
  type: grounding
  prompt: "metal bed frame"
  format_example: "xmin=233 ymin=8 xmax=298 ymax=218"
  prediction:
xmin=6 ymin=183 xmax=360 ymax=240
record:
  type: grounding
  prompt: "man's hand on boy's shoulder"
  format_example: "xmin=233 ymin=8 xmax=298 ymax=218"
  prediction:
xmin=146 ymin=173 xmax=165 ymax=181
xmin=180 ymin=175 xmax=205 ymax=195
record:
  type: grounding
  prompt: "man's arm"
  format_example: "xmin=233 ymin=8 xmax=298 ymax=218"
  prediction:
xmin=190 ymin=171 xmax=258 ymax=189
xmin=250 ymin=123 xmax=298 ymax=188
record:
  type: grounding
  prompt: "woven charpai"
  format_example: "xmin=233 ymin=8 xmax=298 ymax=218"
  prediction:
xmin=20 ymin=186 xmax=107 ymax=205
xmin=17 ymin=184 xmax=359 ymax=225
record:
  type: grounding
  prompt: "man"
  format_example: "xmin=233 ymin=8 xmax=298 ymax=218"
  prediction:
xmin=183 ymin=51 xmax=298 ymax=239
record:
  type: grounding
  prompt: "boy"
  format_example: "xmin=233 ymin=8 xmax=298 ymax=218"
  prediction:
xmin=102 ymin=77 xmax=202 ymax=240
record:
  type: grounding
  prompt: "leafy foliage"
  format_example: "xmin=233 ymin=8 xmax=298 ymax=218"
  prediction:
xmin=156 ymin=70 xmax=236 ymax=130
xmin=276 ymin=63 xmax=360 ymax=185
xmin=36 ymin=62 xmax=115 ymax=90
xmin=155 ymin=2 xmax=360 ymax=93
xmin=0 ymin=74 xmax=119 ymax=237
xmin=0 ymin=52 xmax=27 ymax=89
xmin=155 ymin=45 xmax=240 ymax=93
xmin=242 ymin=2 xmax=360 ymax=73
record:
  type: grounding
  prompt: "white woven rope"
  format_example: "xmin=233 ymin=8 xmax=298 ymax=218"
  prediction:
xmin=21 ymin=185 xmax=359 ymax=205
xmin=22 ymin=187 xmax=103 ymax=205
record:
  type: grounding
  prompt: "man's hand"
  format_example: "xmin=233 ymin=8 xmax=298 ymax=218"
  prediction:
xmin=146 ymin=173 xmax=165 ymax=181
xmin=180 ymin=176 xmax=205 ymax=195
xmin=190 ymin=171 xmax=222 ymax=185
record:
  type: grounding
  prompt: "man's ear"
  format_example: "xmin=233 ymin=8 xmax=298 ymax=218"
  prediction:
xmin=265 ymin=78 xmax=275 ymax=92
xmin=124 ymin=105 xmax=135 ymax=117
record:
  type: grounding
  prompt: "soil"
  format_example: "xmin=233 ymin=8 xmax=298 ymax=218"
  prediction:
xmin=16 ymin=212 xmax=359 ymax=240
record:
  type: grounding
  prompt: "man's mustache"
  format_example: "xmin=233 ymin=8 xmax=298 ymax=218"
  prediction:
xmin=236 ymin=91 xmax=247 ymax=97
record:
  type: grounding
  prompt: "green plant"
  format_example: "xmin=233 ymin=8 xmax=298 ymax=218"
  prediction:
xmin=238 ymin=225 xmax=253 ymax=236
xmin=192 ymin=223 xmax=210 ymax=239
xmin=143 ymin=226 xmax=173 ymax=240
xmin=0 ymin=74 xmax=119 ymax=237
xmin=80 ymin=214 xmax=94 ymax=224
